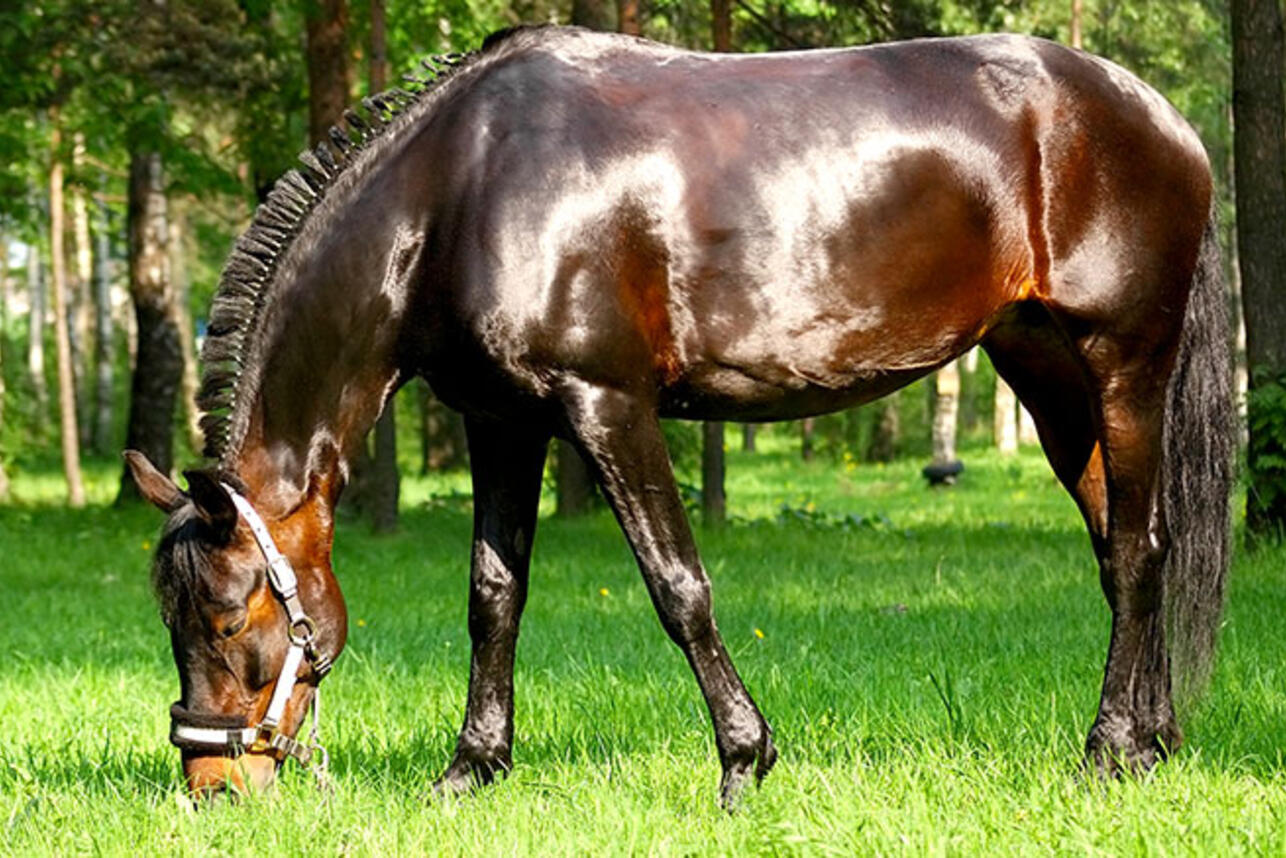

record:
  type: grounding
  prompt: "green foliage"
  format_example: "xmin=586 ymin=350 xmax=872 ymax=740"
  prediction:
xmin=1246 ymin=367 xmax=1286 ymax=541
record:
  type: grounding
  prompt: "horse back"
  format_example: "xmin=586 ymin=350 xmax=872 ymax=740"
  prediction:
xmin=415 ymin=29 xmax=1211 ymax=422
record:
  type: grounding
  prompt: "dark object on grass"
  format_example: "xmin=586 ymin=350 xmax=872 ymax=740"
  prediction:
xmin=923 ymin=459 xmax=965 ymax=486
xmin=124 ymin=25 xmax=1233 ymax=807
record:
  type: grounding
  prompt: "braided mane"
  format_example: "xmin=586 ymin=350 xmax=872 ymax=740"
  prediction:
xmin=196 ymin=48 xmax=485 ymax=463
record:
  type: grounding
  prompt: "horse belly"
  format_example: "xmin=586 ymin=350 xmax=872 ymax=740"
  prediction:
xmin=661 ymin=145 xmax=1020 ymax=421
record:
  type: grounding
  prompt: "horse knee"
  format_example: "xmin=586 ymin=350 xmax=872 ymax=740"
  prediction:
xmin=467 ymin=544 xmax=525 ymax=643
xmin=653 ymin=567 xmax=714 ymax=645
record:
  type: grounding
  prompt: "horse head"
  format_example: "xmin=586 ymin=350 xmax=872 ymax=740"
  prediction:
xmin=126 ymin=451 xmax=347 ymax=796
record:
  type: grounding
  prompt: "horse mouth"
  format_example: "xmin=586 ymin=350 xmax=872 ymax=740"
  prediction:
xmin=182 ymin=750 xmax=280 ymax=798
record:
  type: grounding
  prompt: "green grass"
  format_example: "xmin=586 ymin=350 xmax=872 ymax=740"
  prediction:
xmin=3 ymin=437 xmax=1285 ymax=855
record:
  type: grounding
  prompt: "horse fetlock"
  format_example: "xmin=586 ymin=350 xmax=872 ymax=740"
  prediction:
xmin=717 ymin=721 xmax=777 ymax=810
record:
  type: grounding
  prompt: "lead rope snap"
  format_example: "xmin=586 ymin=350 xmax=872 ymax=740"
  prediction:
xmin=308 ymin=689 xmax=334 ymax=795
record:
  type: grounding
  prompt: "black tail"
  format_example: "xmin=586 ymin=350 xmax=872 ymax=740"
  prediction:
xmin=1163 ymin=211 xmax=1235 ymax=704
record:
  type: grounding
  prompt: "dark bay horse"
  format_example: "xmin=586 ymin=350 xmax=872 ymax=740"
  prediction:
xmin=126 ymin=25 xmax=1232 ymax=804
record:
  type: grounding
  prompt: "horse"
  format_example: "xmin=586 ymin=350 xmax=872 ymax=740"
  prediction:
xmin=126 ymin=24 xmax=1233 ymax=805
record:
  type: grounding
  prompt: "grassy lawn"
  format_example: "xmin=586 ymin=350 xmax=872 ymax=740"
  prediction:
xmin=2 ymin=435 xmax=1284 ymax=855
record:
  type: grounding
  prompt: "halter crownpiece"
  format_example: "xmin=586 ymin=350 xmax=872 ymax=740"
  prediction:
xmin=168 ymin=484 xmax=332 ymax=780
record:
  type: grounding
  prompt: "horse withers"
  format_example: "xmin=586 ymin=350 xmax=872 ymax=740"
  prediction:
xmin=127 ymin=26 xmax=1232 ymax=804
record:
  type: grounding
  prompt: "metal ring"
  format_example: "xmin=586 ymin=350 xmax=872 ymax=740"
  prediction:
xmin=289 ymin=615 xmax=318 ymax=646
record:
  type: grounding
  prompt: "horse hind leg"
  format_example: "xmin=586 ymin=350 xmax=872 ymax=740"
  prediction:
xmin=984 ymin=302 xmax=1181 ymax=774
xmin=559 ymin=380 xmax=776 ymax=808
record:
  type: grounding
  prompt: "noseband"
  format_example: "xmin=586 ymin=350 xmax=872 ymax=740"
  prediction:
xmin=168 ymin=484 xmax=334 ymax=779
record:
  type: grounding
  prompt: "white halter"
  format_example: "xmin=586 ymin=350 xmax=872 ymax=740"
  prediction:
xmin=168 ymin=485 xmax=333 ymax=777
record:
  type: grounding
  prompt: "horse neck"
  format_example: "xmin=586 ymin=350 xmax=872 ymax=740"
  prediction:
xmin=229 ymin=155 xmax=430 ymax=520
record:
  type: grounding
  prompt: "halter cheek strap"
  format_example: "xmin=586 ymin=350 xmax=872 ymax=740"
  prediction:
xmin=168 ymin=485 xmax=333 ymax=779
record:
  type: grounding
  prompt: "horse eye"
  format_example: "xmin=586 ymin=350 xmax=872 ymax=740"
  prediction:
xmin=221 ymin=616 xmax=248 ymax=638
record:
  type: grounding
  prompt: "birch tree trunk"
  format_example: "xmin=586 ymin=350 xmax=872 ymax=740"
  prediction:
xmin=27 ymin=244 xmax=47 ymax=432
xmin=71 ymin=133 xmax=93 ymax=447
xmin=994 ymin=377 xmax=1018 ymax=455
xmin=49 ymin=108 xmax=86 ymax=507
xmin=92 ymin=199 xmax=114 ymax=454
xmin=0 ymin=232 xmax=10 ymax=502
xmin=931 ymin=361 xmax=960 ymax=465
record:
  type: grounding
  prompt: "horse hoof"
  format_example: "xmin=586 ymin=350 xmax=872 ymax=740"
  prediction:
xmin=1083 ymin=721 xmax=1179 ymax=780
xmin=718 ymin=731 xmax=778 ymax=811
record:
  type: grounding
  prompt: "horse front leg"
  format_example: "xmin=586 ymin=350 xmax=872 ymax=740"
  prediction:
xmin=434 ymin=418 xmax=549 ymax=794
xmin=562 ymin=382 xmax=777 ymax=808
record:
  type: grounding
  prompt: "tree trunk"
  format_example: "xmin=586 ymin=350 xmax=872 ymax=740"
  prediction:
xmin=118 ymin=150 xmax=182 ymax=504
xmin=1070 ymin=0 xmax=1083 ymax=49
xmin=1018 ymin=404 xmax=1040 ymax=446
xmin=169 ymin=207 xmax=204 ymax=454
xmin=27 ymin=243 xmax=47 ymax=433
xmin=994 ymin=376 xmax=1018 ymax=455
xmin=742 ymin=423 xmax=756 ymax=452
xmin=0 ymin=231 xmax=9 ymax=502
xmin=616 ymin=0 xmax=640 ymax=34
xmin=553 ymin=0 xmax=617 ymax=515
xmin=1233 ymin=0 xmax=1286 ymax=539
xmin=556 ymin=440 xmax=594 ymax=517
xmin=419 ymin=382 xmax=467 ymax=471
xmin=712 ymin=0 xmax=732 ymax=51
xmin=70 ymin=134 xmax=94 ymax=448
xmin=701 ymin=420 xmax=726 ymax=526
xmin=931 ymin=360 xmax=960 ymax=465
xmin=367 ymin=0 xmax=399 ymax=534
xmin=800 ymin=416 xmax=815 ymax=461
xmin=867 ymin=395 xmax=898 ymax=462
xmin=92 ymin=198 xmax=114 ymax=454
xmin=49 ymin=110 xmax=86 ymax=508
xmin=305 ymin=0 xmax=351 ymax=146
xmin=572 ymin=0 xmax=613 ymax=29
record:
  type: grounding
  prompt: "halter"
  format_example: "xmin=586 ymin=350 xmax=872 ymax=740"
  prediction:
xmin=168 ymin=484 xmax=333 ymax=781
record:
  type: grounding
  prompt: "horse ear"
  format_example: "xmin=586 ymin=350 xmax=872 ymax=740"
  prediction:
xmin=123 ymin=450 xmax=185 ymax=513
xmin=183 ymin=470 xmax=239 ymax=542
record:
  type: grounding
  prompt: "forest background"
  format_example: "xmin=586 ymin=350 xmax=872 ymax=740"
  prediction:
xmin=0 ymin=0 xmax=1281 ymax=543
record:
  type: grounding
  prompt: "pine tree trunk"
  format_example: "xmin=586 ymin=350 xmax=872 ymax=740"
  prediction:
xmin=556 ymin=440 xmax=594 ymax=517
xmin=49 ymin=110 xmax=86 ymax=507
xmin=1233 ymin=0 xmax=1286 ymax=539
xmin=616 ymin=0 xmax=640 ymax=34
xmin=555 ymin=0 xmax=614 ymax=517
xmin=1018 ymin=404 xmax=1040 ymax=446
xmin=92 ymin=198 xmax=114 ymax=454
xmin=866 ymin=395 xmax=899 ymax=462
xmin=572 ymin=0 xmax=613 ymax=30
xmin=305 ymin=0 xmax=351 ymax=146
xmin=1070 ymin=0 xmax=1083 ymax=49
xmin=742 ymin=423 xmax=756 ymax=452
xmin=419 ymin=382 xmax=467 ymax=471
xmin=27 ymin=244 xmax=47 ymax=432
xmin=701 ymin=420 xmax=726 ymax=526
xmin=169 ymin=207 xmax=204 ymax=454
xmin=712 ymin=0 xmax=732 ymax=51
xmin=800 ymin=416 xmax=816 ymax=461
xmin=994 ymin=376 xmax=1018 ymax=455
xmin=367 ymin=0 xmax=399 ymax=534
xmin=118 ymin=150 xmax=182 ymax=504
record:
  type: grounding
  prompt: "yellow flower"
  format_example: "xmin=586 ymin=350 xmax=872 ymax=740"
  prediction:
xmin=357 ymin=618 xmax=367 ymax=627
xmin=754 ymin=628 xmax=765 ymax=639
xmin=599 ymin=587 xmax=610 ymax=597
xmin=141 ymin=540 xmax=151 ymax=551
